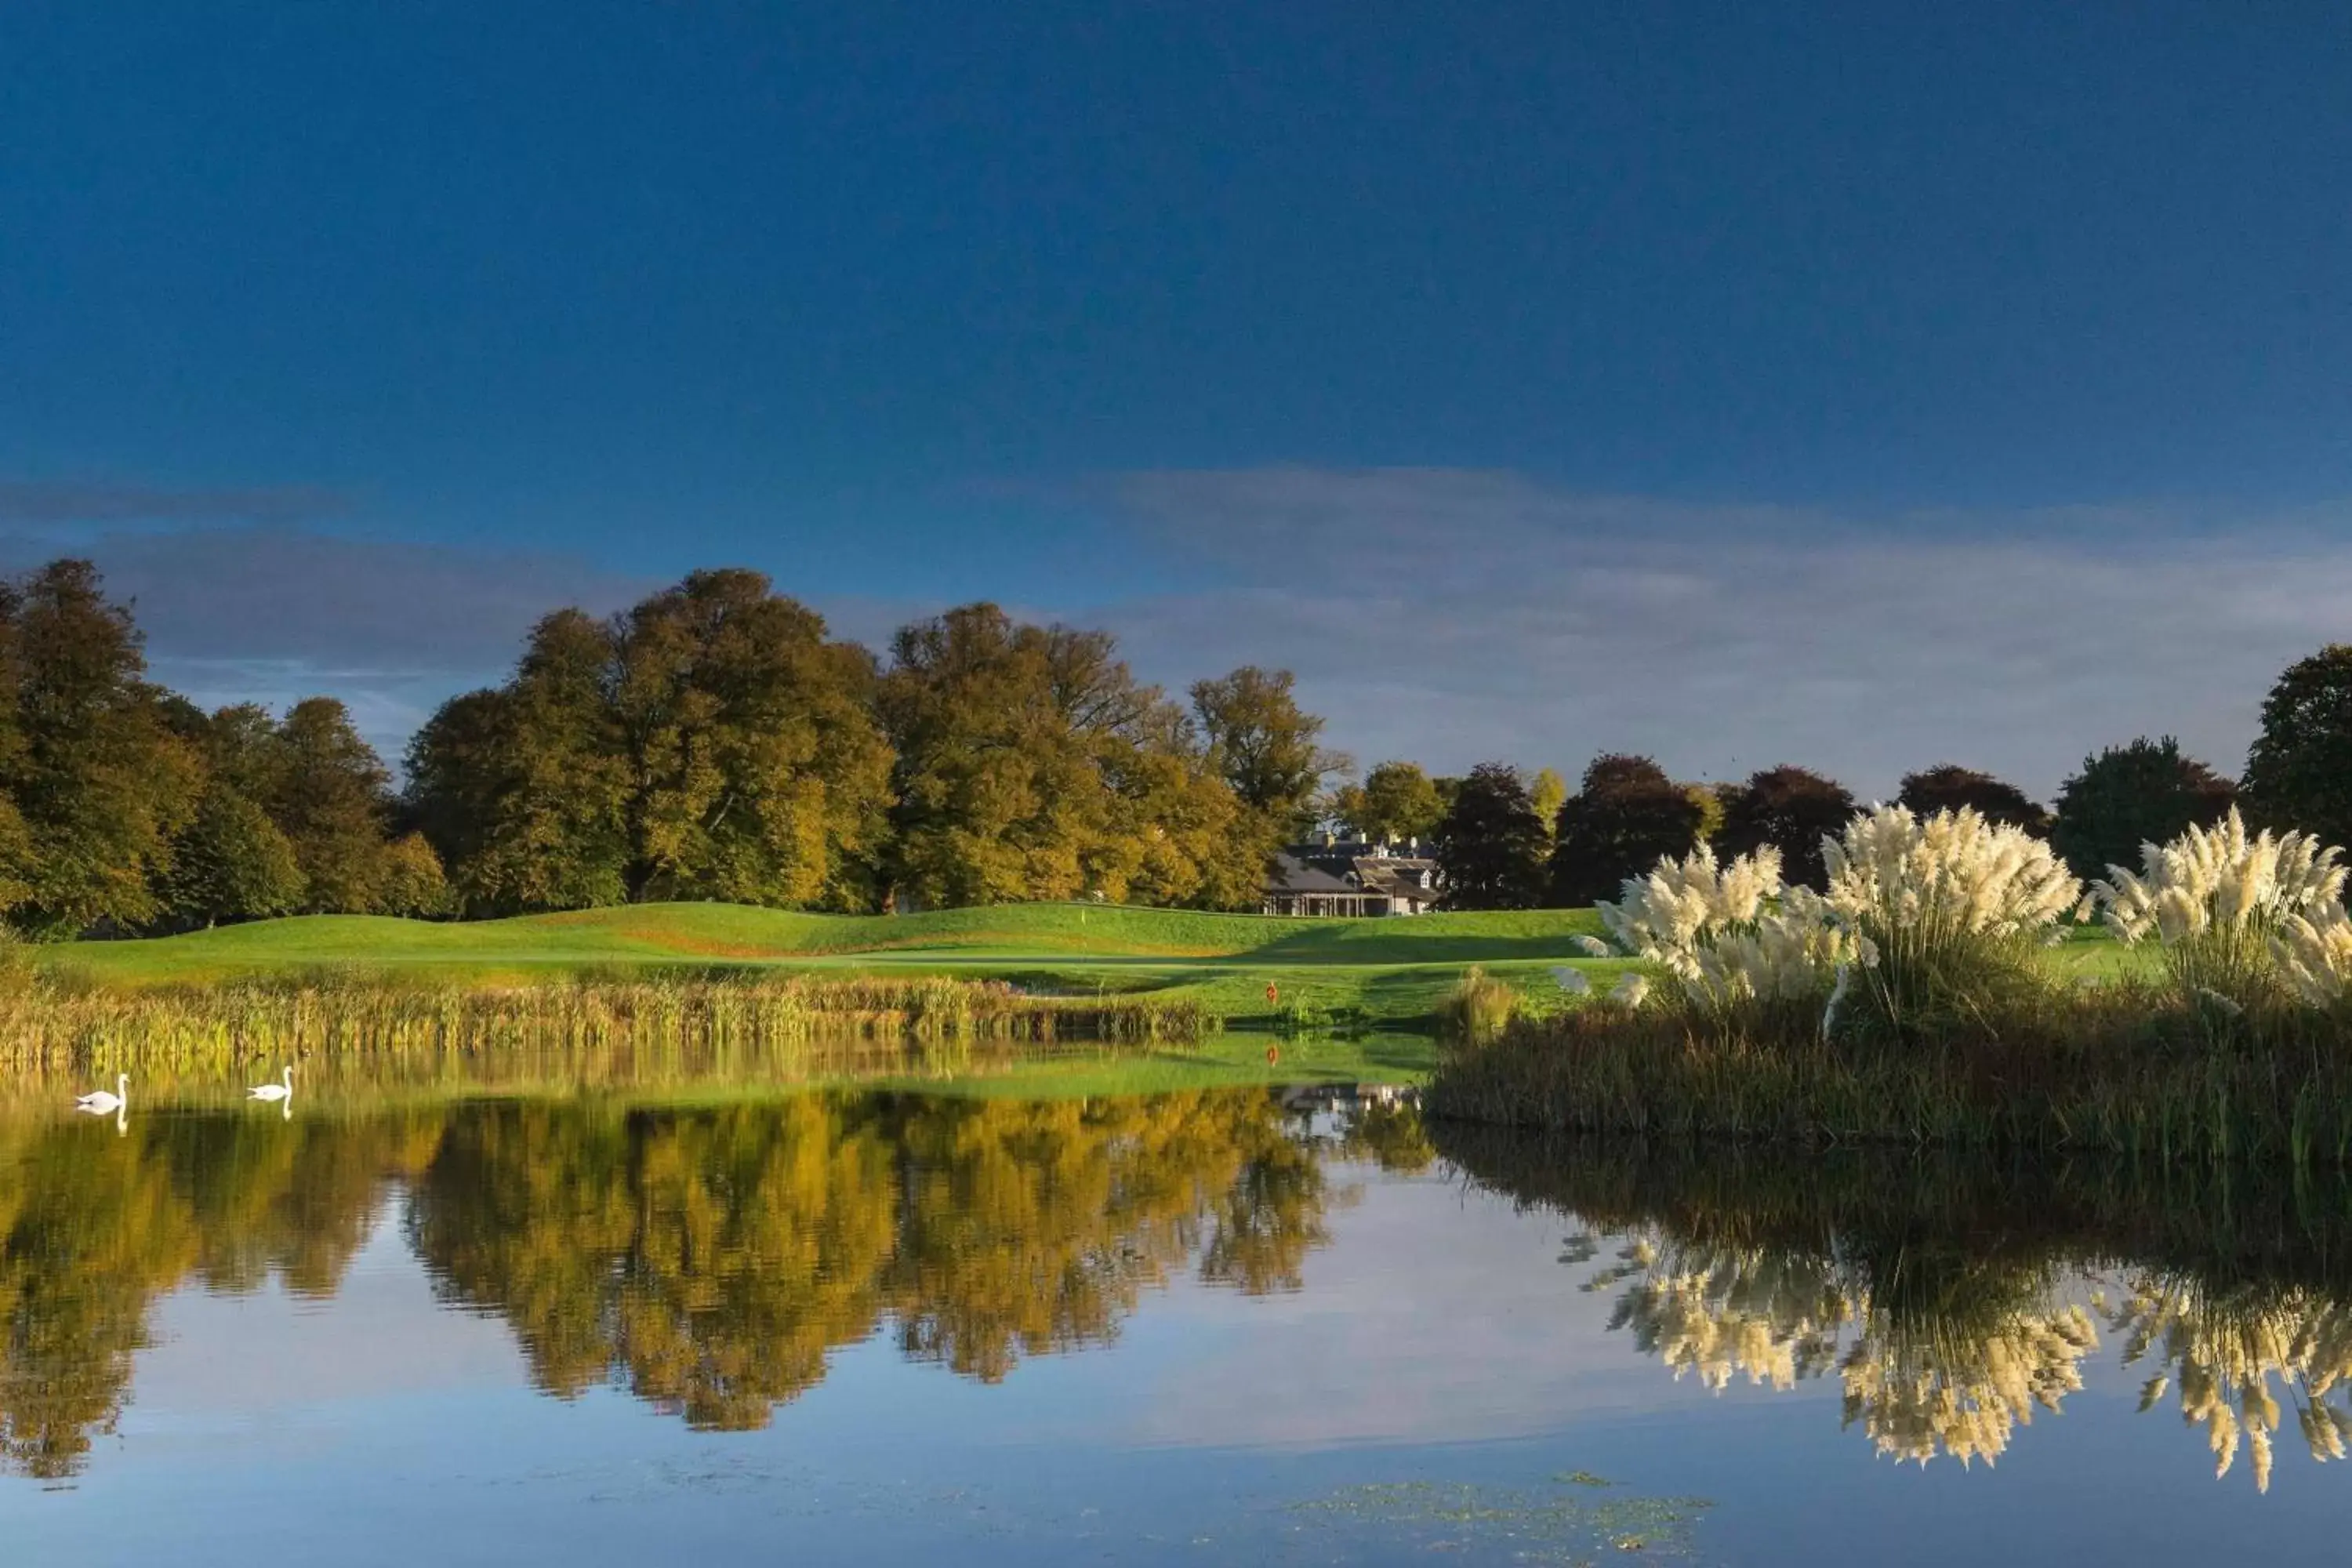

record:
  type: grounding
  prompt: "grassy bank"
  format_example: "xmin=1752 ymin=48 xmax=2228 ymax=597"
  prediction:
xmin=41 ymin=902 xmax=1632 ymax=1033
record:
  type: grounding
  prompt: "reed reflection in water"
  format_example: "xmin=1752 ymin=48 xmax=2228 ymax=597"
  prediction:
xmin=0 ymin=1086 xmax=1424 ymax=1480
xmin=1438 ymin=1127 xmax=2352 ymax=1491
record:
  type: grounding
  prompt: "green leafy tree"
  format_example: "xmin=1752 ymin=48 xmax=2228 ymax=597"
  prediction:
xmin=1530 ymin=767 xmax=1569 ymax=845
xmin=160 ymin=787 xmax=305 ymax=925
xmin=406 ymin=614 xmax=635 ymax=914
xmin=1548 ymin=754 xmax=1707 ymax=907
xmin=2244 ymin=645 xmax=2352 ymax=848
xmin=1432 ymin=762 xmax=1549 ymax=909
xmin=1686 ymin=782 xmax=1730 ymax=844
xmin=1712 ymin=764 xmax=1856 ymax=891
xmin=374 ymin=832 xmax=453 ymax=917
xmin=2050 ymin=737 xmax=2236 ymax=881
xmin=880 ymin=604 xmax=1259 ymax=909
xmin=1333 ymin=760 xmax=1445 ymax=847
xmin=1896 ymin=764 xmax=2052 ymax=834
xmin=408 ymin=575 xmax=891 ymax=913
xmin=1189 ymin=666 xmax=1347 ymax=844
xmin=0 ymin=561 xmax=200 ymax=935
xmin=271 ymin=697 xmax=397 ymax=913
xmin=611 ymin=571 xmax=895 ymax=906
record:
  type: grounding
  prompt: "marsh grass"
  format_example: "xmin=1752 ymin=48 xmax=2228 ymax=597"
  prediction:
xmin=1427 ymin=979 xmax=2352 ymax=1164
xmin=0 ymin=971 xmax=1208 ymax=1073
xmin=1436 ymin=965 xmax=1519 ymax=1044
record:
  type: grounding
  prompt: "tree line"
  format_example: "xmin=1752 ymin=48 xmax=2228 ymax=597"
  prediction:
xmin=0 ymin=561 xmax=1344 ymax=934
xmin=1407 ymin=713 xmax=2327 ymax=910
xmin=11 ymin=554 xmax=2352 ymax=932
xmin=0 ymin=561 xmax=449 ymax=937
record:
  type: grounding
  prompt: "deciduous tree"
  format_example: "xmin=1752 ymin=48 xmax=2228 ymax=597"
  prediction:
xmin=408 ymin=574 xmax=891 ymax=913
xmin=881 ymin=604 xmax=1260 ymax=909
xmin=2244 ymin=644 xmax=2352 ymax=849
xmin=1712 ymin=765 xmax=1856 ymax=891
xmin=1896 ymin=764 xmax=2051 ymax=834
xmin=1189 ymin=666 xmax=1347 ymax=844
xmin=161 ymin=787 xmax=305 ymax=926
xmin=1548 ymin=754 xmax=1707 ymax=907
xmin=1333 ymin=760 xmax=1445 ymax=848
xmin=2050 ymin=737 xmax=2236 ymax=881
xmin=0 ymin=561 xmax=199 ymax=935
xmin=1432 ymin=762 xmax=1548 ymax=909
xmin=272 ymin=697 xmax=397 ymax=914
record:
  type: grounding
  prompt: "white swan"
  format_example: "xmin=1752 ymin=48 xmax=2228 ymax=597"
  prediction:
xmin=75 ymin=1073 xmax=129 ymax=1116
xmin=248 ymin=1065 xmax=295 ymax=1105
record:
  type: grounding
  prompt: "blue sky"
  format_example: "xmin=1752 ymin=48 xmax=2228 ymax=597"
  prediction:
xmin=3 ymin=3 xmax=2349 ymax=794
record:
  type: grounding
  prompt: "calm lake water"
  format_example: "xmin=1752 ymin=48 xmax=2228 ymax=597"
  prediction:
xmin=5 ymin=1062 xmax=2350 ymax=1565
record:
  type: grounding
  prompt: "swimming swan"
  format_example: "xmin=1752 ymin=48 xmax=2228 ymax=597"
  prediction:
xmin=248 ymin=1065 xmax=295 ymax=1104
xmin=75 ymin=1073 xmax=129 ymax=1116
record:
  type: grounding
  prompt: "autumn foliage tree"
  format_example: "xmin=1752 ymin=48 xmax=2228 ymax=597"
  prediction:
xmin=1189 ymin=666 xmax=1347 ymax=848
xmin=409 ymin=572 xmax=892 ymax=915
xmin=0 ymin=562 xmax=200 ymax=935
xmin=879 ymin=604 xmax=1257 ymax=910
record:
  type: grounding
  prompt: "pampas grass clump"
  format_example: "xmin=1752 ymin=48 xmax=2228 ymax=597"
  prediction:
xmin=2089 ymin=808 xmax=2346 ymax=1008
xmin=1595 ymin=844 xmax=1857 ymax=1022
xmin=1821 ymin=805 xmax=2080 ymax=1036
xmin=2271 ymin=906 xmax=2352 ymax=1007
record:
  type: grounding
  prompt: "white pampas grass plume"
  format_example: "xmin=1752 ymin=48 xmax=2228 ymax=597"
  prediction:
xmin=1573 ymin=935 xmax=1615 ymax=958
xmin=2088 ymin=808 xmax=2344 ymax=946
xmin=1595 ymin=844 xmax=1859 ymax=1012
xmin=2087 ymin=808 xmax=2348 ymax=1007
xmin=1610 ymin=971 xmax=1650 ymax=1008
xmin=1552 ymin=966 xmax=1592 ymax=995
xmin=1821 ymin=804 xmax=2081 ymax=945
xmin=2270 ymin=906 xmax=2352 ymax=1006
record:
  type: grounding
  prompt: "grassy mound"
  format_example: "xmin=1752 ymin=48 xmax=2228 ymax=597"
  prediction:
xmin=55 ymin=902 xmax=1609 ymax=975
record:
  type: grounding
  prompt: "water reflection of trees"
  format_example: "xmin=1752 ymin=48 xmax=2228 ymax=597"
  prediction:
xmin=0 ymin=1086 xmax=1388 ymax=1477
xmin=1440 ymin=1127 xmax=2352 ymax=1489
xmin=0 ymin=1112 xmax=441 ymax=1480
xmin=409 ymin=1090 xmax=1341 ymax=1417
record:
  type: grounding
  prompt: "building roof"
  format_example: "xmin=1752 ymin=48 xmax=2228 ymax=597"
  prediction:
xmin=1264 ymin=852 xmax=1363 ymax=895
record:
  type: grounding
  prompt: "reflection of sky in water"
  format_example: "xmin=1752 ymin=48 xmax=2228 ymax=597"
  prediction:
xmin=7 ymin=1102 xmax=2352 ymax=1565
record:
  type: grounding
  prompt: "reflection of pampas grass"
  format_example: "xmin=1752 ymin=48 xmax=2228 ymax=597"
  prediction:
xmin=2103 ymin=1277 xmax=2352 ymax=1492
xmin=1586 ymin=1227 xmax=2097 ymax=1469
xmin=2089 ymin=808 xmax=2345 ymax=1008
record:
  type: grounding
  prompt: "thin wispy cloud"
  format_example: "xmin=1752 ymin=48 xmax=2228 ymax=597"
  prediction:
xmin=1094 ymin=467 xmax=2352 ymax=800
xmin=0 ymin=523 xmax=652 ymax=760
xmin=2 ymin=468 xmax=2342 ymax=802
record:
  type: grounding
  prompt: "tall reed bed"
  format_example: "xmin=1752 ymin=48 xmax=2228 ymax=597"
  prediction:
xmin=0 ymin=971 xmax=1207 ymax=1073
xmin=1432 ymin=806 xmax=2352 ymax=1164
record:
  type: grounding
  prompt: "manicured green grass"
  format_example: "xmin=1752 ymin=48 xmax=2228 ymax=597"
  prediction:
xmin=53 ymin=900 xmax=1608 ymax=970
xmin=45 ymin=901 xmax=1624 ymax=1032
